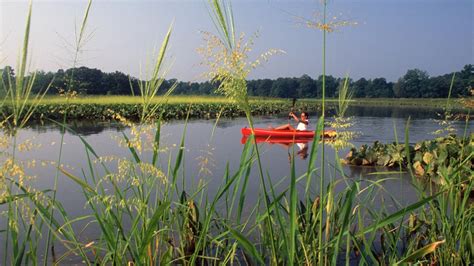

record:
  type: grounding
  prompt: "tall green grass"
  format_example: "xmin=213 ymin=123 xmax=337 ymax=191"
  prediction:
xmin=44 ymin=1 xmax=93 ymax=264
xmin=200 ymin=0 xmax=279 ymax=263
xmin=0 ymin=1 xmax=51 ymax=264
xmin=0 ymin=0 xmax=472 ymax=265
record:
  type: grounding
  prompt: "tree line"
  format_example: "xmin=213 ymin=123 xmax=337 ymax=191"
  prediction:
xmin=1 ymin=64 xmax=472 ymax=98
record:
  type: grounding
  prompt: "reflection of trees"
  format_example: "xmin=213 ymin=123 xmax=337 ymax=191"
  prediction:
xmin=26 ymin=121 xmax=125 ymax=136
xmin=18 ymin=105 xmax=469 ymax=136
xmin=69 ymin=121 xmax=124 ymax=136
xmin=345 ymin=106 xmax=440 ymax=119
xmin=215 ymin=118 xmax=246 ymax=129
xmin=344 ymin=165 xmax=382 ymax=179
xmin=214 ymin=117 xmax=280 ymax=129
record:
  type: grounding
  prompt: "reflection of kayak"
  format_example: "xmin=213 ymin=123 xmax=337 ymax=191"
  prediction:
xmin=241 ymin=136 xmax=313 ymax=144
xmin=241 ymin=127 xmax=337 ymax=139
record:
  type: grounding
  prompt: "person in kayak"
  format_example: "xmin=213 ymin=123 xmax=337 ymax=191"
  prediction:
xmin=274 ymin=111 xmax=309 ymax=131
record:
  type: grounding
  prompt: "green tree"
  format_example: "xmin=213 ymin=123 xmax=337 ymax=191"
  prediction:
xmin=255 ymin=79 xmax=273 ymax=96
xmin=199 ymin=81 xmax=216 ymax=95
xmin=427 ymin=76 xmax=449 ymax=98
xmin=456 ymin=64 xmax=473 ymax=96
xmin=352 ymin=78 xmax=368 ymax=98
xmin=297 ymin=74 xmax=316 ymax=98
xmin=65 ymin=66 xmax=103 ymax=94
xmin=32 ymin=70 xmax=55 ymax=94
xmin=366 ymin=78 xmax=392 ymax=97
xmin=317 ymin=75 xmax=338 ymax=97
xmin=395 ymin=69 xmax=429 ymax=98
xmin=271 ymin=77 xmax=298 ymax=98
xmin=247 ymin=80 xmax=258 ymax=96
xmin=101 ymin=71 xmax=130 ymax=95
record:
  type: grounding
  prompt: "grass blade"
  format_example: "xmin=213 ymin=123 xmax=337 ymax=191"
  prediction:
xmin=227 ymin=227 xmax=264 ymax=265
xmin=138 ymin=202 xmax=170 ymax=258
xmin=152 ymin=116 xmax=162 ymax=166
xmin=59 ymin=168 xmax=95 ymax=193
xmin=396 ymin=240 xmax=445 ymax=265
xmin=289 ymin=146 xmax=297 ymax=265
xmin=356 ymin=191 xmax=443 ymax=237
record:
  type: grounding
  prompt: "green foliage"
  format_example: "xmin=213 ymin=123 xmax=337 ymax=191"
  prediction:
xmin=8 ymin=64 xmax=472 ymax=98
xmin=394 ymin=69 xmax=429 ymax=98
xmin=412 ymin=134 xmax=473 ymax=184
xmin=345 ymin=141 xmax=409 ymax=167
xmin=345 ymin=134 xmax=473 ymax=185
xmin=352 ymin=77 xmax=369 ymax=98
xmin=0 ymin=100 xmax=313 ymax=121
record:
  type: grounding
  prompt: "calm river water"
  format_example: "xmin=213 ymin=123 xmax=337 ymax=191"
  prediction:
xmin=1 ymin=105 xmax=472 ymax=261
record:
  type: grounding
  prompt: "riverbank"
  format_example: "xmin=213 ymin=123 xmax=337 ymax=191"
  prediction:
xmin=24 ymin=95 xmax=472 ymax=107
xmin=1 ymin=96 xmax=471 ymax=121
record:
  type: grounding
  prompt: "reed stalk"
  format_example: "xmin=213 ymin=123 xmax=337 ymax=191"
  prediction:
xmin=43 ymin=1 xmax=93 ymax=264
xmin=319 ymin=1 xmax=328 ymax=263
xmin=1 ymin=0 xmax=55 ymax=263
xmin=201 ymin=0 xmax=281 ymax=263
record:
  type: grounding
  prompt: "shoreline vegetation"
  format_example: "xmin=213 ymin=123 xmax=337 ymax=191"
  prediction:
xmin=344 ymin=134 xmax=473 ymax=187
xmin=1 ymin=64 xmax=472 ymax=99
xmin=1 ymin=96 xmax=472 ymax=121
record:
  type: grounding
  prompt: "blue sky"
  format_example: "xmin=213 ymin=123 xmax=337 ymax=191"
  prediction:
xmin=1 ymin=0 xmax=472 ymax=82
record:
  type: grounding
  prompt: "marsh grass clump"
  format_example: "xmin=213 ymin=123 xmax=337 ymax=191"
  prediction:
xmin=0 ymin=5 xmax=50 ymax=134
xmin=131 ymin=24 xmax=177 ymax=124
xmin=0 ymin=1 xmax=57 ymax=264
xmin=328 ymin=76 xmax=359 ymax=152
xmin=199 ymin=31 xmax=282 ymax=109
xmin=198 ymin=1 xmax=282 ymax=121
xmin=109 ymin=112 xmax=157 ymax=154
xmin=433 ymin=73 xmax=460 ymax=136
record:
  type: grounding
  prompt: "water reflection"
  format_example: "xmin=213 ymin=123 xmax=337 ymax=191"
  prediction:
xmin=2 ymin=108 xmax=472 ymax=259
xmin=2 ymin=108 xmax=472 ymax=217
xmin=25 ymin=120 xmax=125 ymax=136
xmin=314 ymin=105 xmax=451 ymax=119
xmin=20 ymin=105 xmax=467 ymax=136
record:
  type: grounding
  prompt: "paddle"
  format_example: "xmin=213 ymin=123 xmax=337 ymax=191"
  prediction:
xmin=288 ymin=98 xmax=297 ymax=121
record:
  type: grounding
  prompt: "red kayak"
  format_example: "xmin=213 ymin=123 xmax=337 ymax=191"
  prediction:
xmin=241 ymin=127 xmax=337 ymax=139
xmin=241 ymin=136 xmax=312 ymax=144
